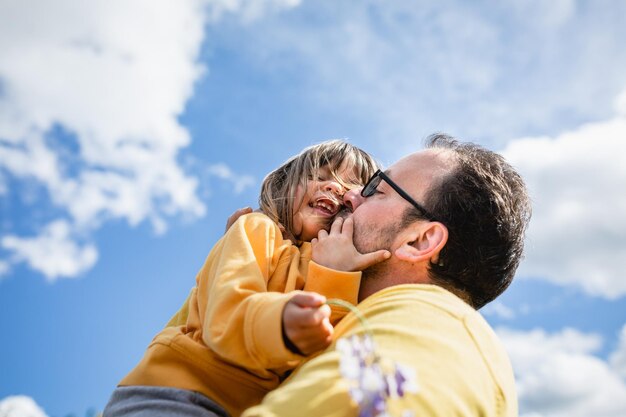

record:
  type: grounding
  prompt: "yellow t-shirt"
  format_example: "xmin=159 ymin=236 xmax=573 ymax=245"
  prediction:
xmin=244 ymin=284 xmax=518 ymax=417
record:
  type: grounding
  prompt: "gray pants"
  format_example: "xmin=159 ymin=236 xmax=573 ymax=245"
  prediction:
xmin=103 ymin=386 xmax=230 ymax=417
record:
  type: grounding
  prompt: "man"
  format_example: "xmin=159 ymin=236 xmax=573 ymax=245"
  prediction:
xmin=243 ymin=134 xmax=531 ymax=417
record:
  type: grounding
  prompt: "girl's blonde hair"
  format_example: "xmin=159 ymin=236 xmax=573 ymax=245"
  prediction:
xmin=259 ymin=140 xmax=379 ymax=241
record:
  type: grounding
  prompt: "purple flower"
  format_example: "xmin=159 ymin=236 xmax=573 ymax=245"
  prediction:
xmin=337 ymin=335 xmax=419 ymax=417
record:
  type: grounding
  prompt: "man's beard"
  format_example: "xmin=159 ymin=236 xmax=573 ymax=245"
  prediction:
xmin=349 ymin=214 xmax=401 ymax=281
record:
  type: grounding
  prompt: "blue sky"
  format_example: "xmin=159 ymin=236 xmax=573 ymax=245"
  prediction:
xmin=1 ymin=1 xmax=626 ymax=416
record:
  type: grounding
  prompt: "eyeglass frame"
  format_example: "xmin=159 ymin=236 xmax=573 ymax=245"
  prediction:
xmin=361 ymin=169 xmax=439 ymax=222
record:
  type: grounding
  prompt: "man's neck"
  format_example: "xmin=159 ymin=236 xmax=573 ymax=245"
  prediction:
xmin=357 ymin=263 xmax=434 ymax=303
xmin=357 ymin=281 xmax=381 ymax=302
xmin=357 ymin=263 xmax=390 ymax=302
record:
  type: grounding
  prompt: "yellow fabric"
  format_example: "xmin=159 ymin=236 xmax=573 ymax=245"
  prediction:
xmin=164 ymin=288 xmax=193 ymax=327
xmin=243 ymin=284 xmax=518 ymax=417
xmin=120 ymin=212 xmax=361 ymax=417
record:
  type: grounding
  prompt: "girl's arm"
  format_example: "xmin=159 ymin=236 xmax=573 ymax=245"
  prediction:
xmin=200 ymin=213 xmax=304 ymax=372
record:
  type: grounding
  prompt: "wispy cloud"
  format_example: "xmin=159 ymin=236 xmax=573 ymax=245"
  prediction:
xmin=207 ymin=163 xmax=256 ymax=194
xmin=0 ymin=0 xmax=295 ymax=280
xmin=207 ymin=0 xmax=301 ymax=23
xmin=0 ymin=259 xmax=10 ymax=278
xmin=481 ymin=301 xmax=517 ymax=320
xmin=502 ymin=94 xmax=626 ymax=299
xmin=2 ymin=220 xmax=97 ymax=281
xmin=610 ymin=324 xmax=626 ymax=380
xmin=207 ymin=1 xmax=626 ymax=158
xmin=498 ymin=326 xmax=626 ymax=417
xmin=0 ymin=396 xmax=48 ymax=417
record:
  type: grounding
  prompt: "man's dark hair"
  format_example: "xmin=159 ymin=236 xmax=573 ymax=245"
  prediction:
xmin=412 ymin=133 xmax=531 ymax=309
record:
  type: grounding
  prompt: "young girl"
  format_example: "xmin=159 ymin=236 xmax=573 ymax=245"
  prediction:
xmin=104 ymin=140 xmax=387 ymax=417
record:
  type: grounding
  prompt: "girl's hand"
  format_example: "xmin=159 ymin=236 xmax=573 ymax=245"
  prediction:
xmin=223 ymin=206 xmax=301 ymax=244
xmin=311 ymin=217 xmax=390 ymax=272
xmin=224 ymin=207 xmax=253 ymax=233
xmin=282 ymin=292 xmax=333 ymax=356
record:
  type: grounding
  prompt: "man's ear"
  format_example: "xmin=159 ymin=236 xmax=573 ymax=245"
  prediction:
xmin=395 ymin=222 xmax=448 ymax=263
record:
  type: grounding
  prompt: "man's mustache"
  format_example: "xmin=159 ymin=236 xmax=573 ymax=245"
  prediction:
xmin=336 ymin=207 xmax=352 ymax=219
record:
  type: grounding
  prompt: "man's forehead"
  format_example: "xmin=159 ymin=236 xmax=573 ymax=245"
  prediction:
xmin=400 ymin=149 xmax=451 ymax=168
xmin=387 ymin=151 xmax=431 ymax=173
xmin=387 ymin=150 xmax=453 ymax=185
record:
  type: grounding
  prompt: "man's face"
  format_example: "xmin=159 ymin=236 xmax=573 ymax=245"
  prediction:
xmin=343 ymin=149 xmax=451 ymax=255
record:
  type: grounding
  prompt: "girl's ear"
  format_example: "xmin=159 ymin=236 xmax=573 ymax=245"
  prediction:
xmin=395 ymin=222 xmax=448 ymax=264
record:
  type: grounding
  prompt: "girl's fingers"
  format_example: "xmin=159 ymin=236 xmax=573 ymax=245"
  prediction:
xmin=341 ymin=216 xmax=353 ymax=238
xmin=355 ymin=249 xmax=391 ymax=270
xmin=329 ymin=217 xmax=343 ymax=234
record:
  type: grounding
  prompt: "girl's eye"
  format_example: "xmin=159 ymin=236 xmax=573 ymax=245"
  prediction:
xmin=308 ymin=174 xmax=328 ymax=181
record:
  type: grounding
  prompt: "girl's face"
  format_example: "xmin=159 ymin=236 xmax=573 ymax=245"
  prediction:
xmin=292 ymin=162 xmax=358 ymax=242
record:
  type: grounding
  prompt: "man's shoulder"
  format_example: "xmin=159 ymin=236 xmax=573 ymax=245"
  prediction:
xmin=363 ymin=284 xmax=475 ymax=318
xmin=361 ymin=284 xmax=503 ymax=354
xmin=343 ymin=284 xmax=517 ymax=415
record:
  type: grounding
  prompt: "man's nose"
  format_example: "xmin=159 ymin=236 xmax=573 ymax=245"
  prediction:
xmin=343 ymin=188 xmax=364 ymax=212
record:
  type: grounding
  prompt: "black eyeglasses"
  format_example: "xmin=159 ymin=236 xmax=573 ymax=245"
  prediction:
xmin=361 ymin=169 xmax=438 ymax=221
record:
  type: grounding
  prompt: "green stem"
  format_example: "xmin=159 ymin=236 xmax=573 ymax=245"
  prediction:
xmin=326 ymin=298 xmax=372 ymax=336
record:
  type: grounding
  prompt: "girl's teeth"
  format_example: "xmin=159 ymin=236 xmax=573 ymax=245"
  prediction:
xmin=314 ymin=201 xmax=334 ymax=213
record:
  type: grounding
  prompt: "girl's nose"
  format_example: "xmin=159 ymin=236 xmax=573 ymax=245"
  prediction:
xmin=324 ymin=181 xmax=343 ymax=196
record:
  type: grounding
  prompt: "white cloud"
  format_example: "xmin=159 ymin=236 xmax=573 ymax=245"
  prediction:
xmin=502 ymin=96 xmax=626 ymax=299
xmin=498 ymin=327 xmax=626 ymax=417
xmin=207 ymin=163 xmax=256 ymax=194
xmin=610 ymin=324 xmax=626 ymax=380
xmin=0 ymin=0 xmax=208 ymax=278
xmin=0 ymin=0 xmax=296 ymax=279
xmin=616 ymin=89 xmax=626 ymax=115
xmin=2 ymin=220 xmax=98 ymax=281
xmin=207 ymin=0 xmax=301 ymax=23
xmin=0 ymin=260 xmax=10 ymax=278
xmin=481 ymin=301 xmax=516 ymax=320
xmin=0 ymin=172 xmax=7 ymax=195
xmin=508 ymin=0 xmax=576 ymax=28
xmin=0 ymin=396 xmax=48 ymax=417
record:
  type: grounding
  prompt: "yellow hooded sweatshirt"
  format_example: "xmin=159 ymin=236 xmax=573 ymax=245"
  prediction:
xmin=120 ymin=213 xmax=361 ymax=416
